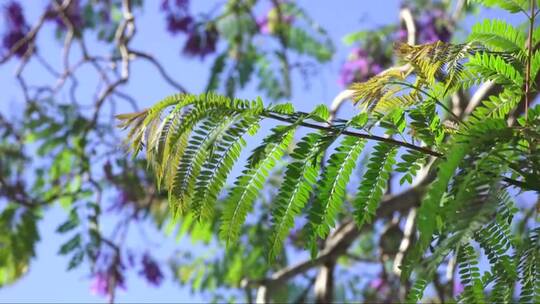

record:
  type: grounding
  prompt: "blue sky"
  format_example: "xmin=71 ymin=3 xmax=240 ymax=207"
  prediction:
xmin=0 ymin=0 xmax=522 ymax=303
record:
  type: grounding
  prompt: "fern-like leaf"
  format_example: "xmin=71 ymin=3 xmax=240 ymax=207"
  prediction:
xmin=457 ymin=243 xmax=485 ymax=304
xmin=402 ymin=142 xmax=469 ymax=279
xmin=169 ymin=111 xmax=238 ymax=216
xmin=219 ymin=124 xmax=296 ymax=246
xmin=305 ymin=136 xmax=366 ymax=255
xmin=468 ymin=19 xmax=526 ymax=52
xmin=517 ymin=227 xmax=540 ymax=303
xmin=268 ymin=132 xmax=334 ymax=260
xmin=467 ymin=52 xmax=524 ymax=87
xmin=352 ymin=142 xmax=397 ymax=227
xmin=192 ymin=116 xmax=261 ymax=220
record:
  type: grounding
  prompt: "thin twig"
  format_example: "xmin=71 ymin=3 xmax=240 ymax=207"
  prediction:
xmin=264 ymin=112 xmax=443 ymax=157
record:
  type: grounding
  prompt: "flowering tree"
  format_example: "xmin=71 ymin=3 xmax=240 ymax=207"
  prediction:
xmin=1 ymin=0 xmax=539 ymax=303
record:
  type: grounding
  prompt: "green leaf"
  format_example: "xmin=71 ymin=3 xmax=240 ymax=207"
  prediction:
xmin=402 ymin=142 xmax=469 ymax=279
xmin=268 ymin=132 xmax=332 ymax=260
xmin=56 ymin=210 xmax=80 ymax=233
xmin=220 ymin=125 xmax=296 ymax=246
xmin=468 ymin=0 xmax=529 ymax=13
xmin=58 ymin=234 xmax=82 ymax=255
xmin=169 ymin=111 xmax=237 ymax=216
xmin=468 ymin=19 xmax=526 ymax=52
xmin=467 ymin=52 xmax=524 ymax=87
xmin=0 ymin=206 xmax=40 ymax=287
xmin=352 ymin=142 xmax=397 ymax=227
xmin=191 ymin=116 xmax=261 ymax=221
xmin=306 ymin=136 xmax=366 ymax=255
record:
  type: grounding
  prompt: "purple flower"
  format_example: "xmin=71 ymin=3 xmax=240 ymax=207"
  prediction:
xmin=90 ymin=268 xmax=126 ymax=300
xmin=90 ymin=272 xmax=109 ymax=296
xmin=4 ymin=2 xmax=25 ymax=30
xmin=257 ymin=17 xmax=270 ymax=34
xmin=371 ymin=63 xmax=383 ymax=75
xmin=396 ymin=28 xmax=408 ymax=43
xmin=1 ymin=2 xmax=30 ymax=57
xmin=45 ymin=0 xmax=84 ymax=30
xmin=338 ymin=48 xmax=384 ymax=87
xmin=418 ymin=9 xmax=451 ymax=43
xmin=369 ymin=277 xmax=385 ymax=290
xmin=166 ymin=15 xmax=193 ymax=34
xmin=2 ymin=30 xmax=28 ymax=57
xmin=161 ymin=0 xmax=193 ymax=36
xmin=453 ymin=280 xmax=464 ymax=296
xmin=161 ymin=0 xmax=189 ymax=12
xmin=139 ymin=254 xmax=164 ymax=286
xmin=183 ymin=26 xmax=218 ymax=58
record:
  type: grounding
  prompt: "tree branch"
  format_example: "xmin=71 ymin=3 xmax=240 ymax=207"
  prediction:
xmin=264 ymin=112 xmax=443 ymax=157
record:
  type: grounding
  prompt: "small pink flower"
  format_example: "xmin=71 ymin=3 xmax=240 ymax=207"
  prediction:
xmin=453 ymin=280 xmax=464 ymax=296
xmin=257 ymin=17 xmax=270 ymax=34
xmin=396 ymin=28 xmax=408 ymax=42
xmin=90 ymin=266 xmax=126 ymax=299
xmin=369 ymin=277 xmax=385 ymax=290
xmin=90 ymin=272 xmax=109 ymax=296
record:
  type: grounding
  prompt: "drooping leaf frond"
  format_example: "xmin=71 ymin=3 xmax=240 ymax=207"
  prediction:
xmin=305 ymin=135 xmax=366 ymax=255
xmin=517 ymin=227 xmax=540 ymax=303
xmin=268 ymin=132 xmax=334 ymax=260
xmin=467 ymin=52 xmax=524 ymax=88
xmin=467 ymin=0 xmax=530 ymax=14
xmin=468 ymin=19 xmax=526 ymax=53
xmin=118 ymin=92 xmax=446 ymax=258
xmin=353 ymin=142 xmax=397 ymax=227
xmin=169 ymin=112 xmax=238 ymax=216
xmin=457 ymin=243 xmax=485 ymax=303
xmin=220 ymin=124 xmax=296 ymax=246
xmin=192 ymin=116 xmax=261 ymax=220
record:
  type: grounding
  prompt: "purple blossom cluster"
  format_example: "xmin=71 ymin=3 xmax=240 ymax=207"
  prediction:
xmin=139 ymin=254 xmax=164 ymax=286
xmin=45 ymin=0 xmax=84 ymax=30
xmin=339 ymin=7 xmax=453 ymax=87
xmin=396 ymin=7 xmax=452 ymax=44
xmin=338 ymin=48 xmax=384 ymax=87
xmin=161 ymin=0 xmax=218 ymax=58
xmin=162 ymin=0 xmax=192 ymax=34
xmin=363 ymin=275 xmax=392 ymax=302
xmin=1 ymin=1 xmax=30 ymax=57
xmin=182 ymin=26 xmax=218 ymax=58
xmin=90 ymin=253 xmax=164 ymax=298
xmin=417 ymin=8 xmax=452 ymax=43
xmin=90 ymin=265 xmax=126 ymax=300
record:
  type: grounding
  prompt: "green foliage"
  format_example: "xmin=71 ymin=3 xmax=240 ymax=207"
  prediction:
xmin=467 ymin=52 xmax=524 ymax=87
xmin=468 ymin=0 xmax=530 ymax=14
xmin=118 ymin=3 xmax=540 ymax=302
xmin=268 ymin=132 xmax=330 ymax=260
xmin=457 ymin=243 xmax=484 ymax=303
xmin=517 ymin=228 xmax=540 ymax=303
xmin=305 ymin=136 xmax=366 ymax=255
xmin=352 ymin=142 xmax=397 ymax=227
xmin=0 ymin=205 xmax=39 ymax=287
xmin=468 ymin=19 xmax=526 ymax=52
xmin=209 ymin=0 xmax=334 ymax=100
xmin=220 ymin=124 xmax=296 ymax=246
